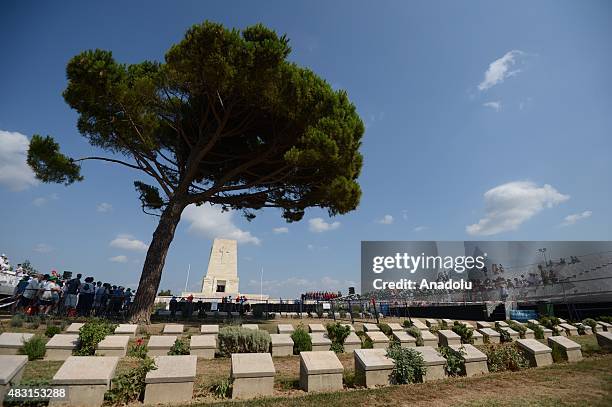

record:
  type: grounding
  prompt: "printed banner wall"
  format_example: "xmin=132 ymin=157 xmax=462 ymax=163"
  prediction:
xmin=361 ymin=241 xmax=612 ymax=304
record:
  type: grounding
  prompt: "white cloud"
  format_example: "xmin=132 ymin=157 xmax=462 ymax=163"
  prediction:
xmin=413 ymin=226 xmax=427 ymax=232
xmin=34 ymin=243 xmax=52 ymax=253
xmin=308 ymin=217 xmax=340 ymax=233
xmin=561 ymin=210 xmax=592 ymax=226
xmin=0 ymin=130 xmax=38 ymax=191
xmin=182 ymin=203 xmax=261 ymax=245
xmin=109 ymin=234 xmax=149 ymax=252
xmin=478 ymin=50 xmax=525 ymax=91
xmin=109 ymin=255 xmax=128 ymax=263
xmin=483 ymin=101 xmax=502 ymax=112
xmin=466 ymin=181 xmax=569 ymax=236
xmin=272 ymin=227 xmax=289 ymax=234
xmin=97 ymin=202 xmax=113 ymax=213
xmin=377 ymin=214 xmax=394 ymax=225
xmin=402 ymin=210 xmax=408 ymax=221
xmin=32 ymin=193 xmax=58 ymax=207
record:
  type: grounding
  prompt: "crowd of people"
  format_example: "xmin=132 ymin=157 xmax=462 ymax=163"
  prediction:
xmin=11 ymin=272 xmax=134 ymax=318
xmin=301 ymin=291 xmax=342 ymax=301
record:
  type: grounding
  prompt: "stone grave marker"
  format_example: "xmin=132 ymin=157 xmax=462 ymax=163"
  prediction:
xmin=595 ymin=331 xmax=612 ymax=350
xmin=200 ymin=325 xmax=219 ymax=335
xmin=478 ymin=328 xmax=500 ymax=344
xmin=411 ymin=319 xmax=429 ymax=330
xmin=476 ymin=321 xmax=492 ymax=329
xmin=45 ymin=334 xmax=79 ymax=361
xmin=344 ymin=332 xmax=361 ymax=353
xmin=392 ymin=330 xmax=416 ymax=347
xmin=0 ymin=355 xmax=28 ymax=401
xmin=386 ymin=323 xmax=404 ymax=332
xmin=516 ymin=338 xmax=553 ymax=367
xmin=438 ymin=330 xmax=461 ymax=347
xmin=231 ymin=353 xmax=275 ymax=399
xmin=413 ymin=346 xmax=446 ymax=382
xmin=95 ymin=335 xmax=129 ymax=357
xmin=547 ymin=336 xmax=582 ymax=362
xmin=270 ymin=334 xmax=293 ymax=357
xmin=65 ymin=323 xmax=84 ymax=334
xmin=310 ymin=332 xmax=332 ymax=351
xmin=425 ymin=319 xmax=438 ymax=328
xmin=114 ymin=324 xmax=137 ymax=338
xmin=299 ymin=351 xmax=343 ymax=392
xmin=559 ymin=323 xmax=578 ymax=336
xmin=449 ymin=344 xmax=488 ymax=377
xmin=522 ymin=327 xmax=535 ymax=339
xmin=242 ymin=324 xmax=259 ymax=330
xmin=354 ymin=348 xmax=394 ymax=387
xmin=366 ymin=331 xmax=390 ymax=349
xmin=308 ymin=324 xmax=325 ymax=333
xmin=144 ymin=355 xmax=197 ymax=405
xmin=471 ymin=330 xmax=484 ymax=345
xmin=190 ymin=335 xmax=216 ymax=359
xmin=52 ymin=356 xmax=118 ymax=407
xmin=277 ymin=324 xmax=294 ymax=334
xmin=362 ymin=323 xmax=380 ymax=332
xmin=419 ymin=330 xmax=439 ymax=347
xmin=162 ymin=324 xmax=184 ymax=335
xmin=0 ymin=333 xmax=34 ymax=355
xmin=147 ymin=335 xmax=176 ymax=356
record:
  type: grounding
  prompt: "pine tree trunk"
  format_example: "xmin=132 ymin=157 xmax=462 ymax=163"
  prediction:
xmin=128 ymin=199 xmax=186 ymax=324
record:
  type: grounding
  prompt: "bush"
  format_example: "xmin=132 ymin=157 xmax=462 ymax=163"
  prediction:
xmin=25 ymin=315 xmax=41 ymax=329
xmin=378 ymin=323 xmax=393 ymax=337
xmin=506 ymin=320 xmax=526 ymax=336
xmin=168 ymin=338 xmax=190 ymax=355
xmin=128 ymin=339 xmax=148 ymax=358
xmin=291 ymin=326 xmax=312 ymax=354
xmin=452 ymin=322 xmax=473 ymax=344
xmin=339 ymin=310 xmax=347 ymax=318
xmin=539 ymin=316 xmax=560 ymax=330
xmin=104 ymin=357 xmax=156 ymax=405
xmin=386 ymin=343 xmax=427 ymax=384
xmin=356 ymin=331 xmax=373 ymax=349
xmin=402 ymin=319 xmax=412 ymax=328
xmin=20 ymin=335 xmax=46 ymax=360
xmin=326 ymin=322 xmax=350 ymax=353
xmin=479 ymin=343 xmax=528 ymax=372
xmin=598 ymin=316 xmax=612 ymax=324
xmin=582 ymin=318 xmax=597 ymax=331
xmin=45 ymin=325 xmax=61 ymax=338
xmin=10 ymin=314 xmax=24 ymax=327
xmin=438 ymin=346 xmax=464 ymax=377
xmin=405 ymin=326 xmax=423 ymax=346
xmin=550 ymin=342 xmax=565 ymax=363
xmin=498 ymin=329 xmax=513 ymax=343
xmin=526 ymin=322 xmax=544 ymax=339
xmin=74 ymin=318 xmax=117 ymax=356
xmin=218 ymin=326 xmax=271 ymax=356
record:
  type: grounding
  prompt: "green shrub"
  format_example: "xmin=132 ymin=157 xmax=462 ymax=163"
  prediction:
xmin=439 ymin=320 xmax=448 ymax=329
xmin=356 ymin=331 xmax=373 ymax=349
xmin=168 ymin=338 xmax=190 ymax=355
xmin=210 ymin=378 xmax=232 ymax=399
xmin=598 ymin=316 xmax=612 ymax=324
xmin=128 ymin=339 xmax=148 ymax=358
xmin=74 ymin=318 xmax=117 ymax=356
xmin=291 ymin=326 xmax=312 ymax=354
xmin=406 ymin=326 xmax=424 ymax=346
xmin=218 ymin=326 xmax=271 ymax=356
xmin=452 ymin=322 xmax=473 ymax=344
xmin=104 ymin=357 xmax=156 ymax=405
xmin=25 ymin=315 xmax=41 ymax=329
xmin=582 ymin=318 xmax=597 ymax=331
xmin=45 ymin=325 xmax=61 ymax=338
xmin=539 ymin=316 xmax=560 ymax=330
xmin=402 ymin=319 xmax=412 ymax=328
xmin=326 ymin=322 xmax=350 ymax=353
xmin=386 ymin=343 xmax=427 ymax=384
xmin=339 ymin=310 xmax=346 ymax=318
xmin=479 ymin=343 xmax=528 ymax=372
xmin=550 ymin=343 xmax=565 ymax=363
xmin=439 ymin=346 xmax=464 ymax=376
xmin=506 ymin=320 xmax=526 ymax=336
xmin=10 ymin=314 xmax=24 ymax=328
xmin=20 ymin=335 xmax=46 ymax=360
xmin=429 ymin=326 xmax=440 ymax=335
xmin=378 ymin=323 xmax=393 ymax=337
xmin=526 ymin=322 xmax=544 ymax=339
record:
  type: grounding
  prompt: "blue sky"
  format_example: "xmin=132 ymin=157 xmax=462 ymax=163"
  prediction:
xmin=1 ymin=0 xmax=611 ymax=297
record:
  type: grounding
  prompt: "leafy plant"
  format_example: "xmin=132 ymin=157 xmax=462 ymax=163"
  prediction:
xmin=386 ymin=343 xmax=427 ymax=384
xmin=429 ymin=326 xmax=440 ymax=335
xmin=582 ymin=318 xmax=597 ymax=331
xmin=526 ymin=322 xmax=544 ymax=339
xmin=440 ymin=320 xmax=448 ymax=329
xmin=168 ymin=338 xmax=190 ymax=355
xmin=550 ymin=343 xmax=565 ymax=363
xmin=291 ymin=325 xmax=312 ymax=354
xmin=330 ymin=342 xmax=344 ymax=353
xmin=378 ymin=323 xmax=393 ymax=337
xmin=218 ymin=326 xmax=271 ymax=356
xmin=452 ymin=322 xmax=474 ymax=344
xmin=506 ymin=320 xmax=526 ymax=336
xmin=439 ymin=346 xmax=465 ymax=377
xmin=104 ymin=357 xmax=156 ymax=405
xmin=44 ymin=325 xmax=61 ymax=338
xmin=479 ymin=343 xmax=528 ymax=372
xmin=339 ymin=310 xmax=347 ymax=318
xmin=10 ymin=314 xmax=24 ymax=328
xmin=25 ymin=316 xmax=41 ymax=329
xmin=576 ymin=324 xmax=586 ymax=335
xmin=210 ymin=378 xmax=232 ymax=399
xmin=598 ymin=316 xmax=612 ymax=324
xmin=74 ymin=318 xmax=117 ymax=356
xmin=326 ymin=322 xmax=351 ymax=346
xmin=498 ymin=329 xmax=513 ymax=343
xmin=128 ymin=339 xmax=148 ymax=358
xmin=402 ymin=320 xmax=412 ymax=328
xmin=539 ymin=316 xmax=560 ymax=330
xmin=405 ymin=326 xmax=424 ymax=346
xmin=20 ymin=335 xmax=46 ymax=360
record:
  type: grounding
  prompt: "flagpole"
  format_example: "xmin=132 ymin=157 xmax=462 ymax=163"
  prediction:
xmin=184 ymin=264 xmax=191 ymax=293
xmin=260 ymin=267 xmax=263 ymax=302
